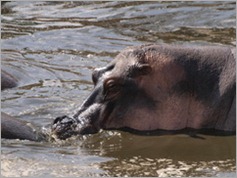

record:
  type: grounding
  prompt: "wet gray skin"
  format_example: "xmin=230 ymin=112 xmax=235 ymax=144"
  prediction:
xmin=1 ymin=112 xmax=45 ymax=141
xmin=1 ymin=70 xmax=45 ymax=141
xmin=1 ymin=70 xmax=18 ymax=90
xmin=52 ymin=44 xmax=236 ymax=140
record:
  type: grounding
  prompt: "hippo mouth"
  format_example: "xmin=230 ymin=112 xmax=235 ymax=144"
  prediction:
xmin=51 ymin=99 xmax=118 ymax=140
xmin=51 ymin=102 xmax=112 ymax=140
xmin=51 ymin=115 xmax=99 ymax=140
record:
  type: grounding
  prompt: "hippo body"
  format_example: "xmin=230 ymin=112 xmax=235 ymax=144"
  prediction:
xmin=1 ymin=112 xmax=45 ymax=141
xmin=52 ymin=44 xmax=236 ymax=139
xmin=1 ymin=70 xmax=45 ymax=141
xmin=1 ymin=69 xmax=18 ymax=90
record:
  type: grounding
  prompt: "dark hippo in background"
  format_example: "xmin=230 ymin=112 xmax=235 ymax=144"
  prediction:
xmin=52 ymin=44 xmax=236 ymax=140
xmin=1 ymin=70 xmax=45 ymax=141
xmin=1 ymin=112 xmax=45 ymax=141
xmin=1 ymin=69 xmax=18 ymax=90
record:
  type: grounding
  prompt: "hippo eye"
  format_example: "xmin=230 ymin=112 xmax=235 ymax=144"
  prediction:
xmin=106 ymin=80 xmax=116 ymax=89
xmin=103 ymin=78 xmax=122 ymax=101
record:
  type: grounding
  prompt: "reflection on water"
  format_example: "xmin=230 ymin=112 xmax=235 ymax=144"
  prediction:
xmin=1 ymin=1 xmax=236 ymax=177
xmin=1 ymin=131 xmax=236 ymax=177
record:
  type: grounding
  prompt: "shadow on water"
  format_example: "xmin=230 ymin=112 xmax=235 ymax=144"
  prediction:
xmin=1 ymin=1 xmax=236 ymax=177
xmin=79 ymin=131 xmax=236 ymax=161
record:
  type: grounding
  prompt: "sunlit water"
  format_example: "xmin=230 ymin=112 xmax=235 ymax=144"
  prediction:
xmin=1 ymin=1 xmax=236 ymax=177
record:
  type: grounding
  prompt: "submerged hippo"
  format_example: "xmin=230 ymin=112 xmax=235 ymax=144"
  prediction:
xmin=1 ymin=112 xmax=45 ymax=141
xmin=1 ymin=70 xmax=45 ymax=141
xmin=52 ymin=44 xmax=236 ymax=140
xmin=1 ymin=69 xmax=18 ymax=90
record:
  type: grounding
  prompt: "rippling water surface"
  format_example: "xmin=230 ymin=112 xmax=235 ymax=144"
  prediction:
xmin=1 ymin=1 xmax=236 ymax=177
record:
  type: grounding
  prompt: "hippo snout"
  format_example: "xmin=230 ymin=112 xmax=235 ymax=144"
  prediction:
xmin=52 ymin=116 xmax=98 ymax=139
xmin=52 ymin=115 xmax=80 ymax=140
xmin=52 ymin=103 xmax=102 ymax=139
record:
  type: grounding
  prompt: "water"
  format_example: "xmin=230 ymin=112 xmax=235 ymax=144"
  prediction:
xmin=1 ymin=1 xmax=236 ymax=177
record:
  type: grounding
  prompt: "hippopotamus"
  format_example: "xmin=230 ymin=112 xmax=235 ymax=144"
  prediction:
xmin=1 ymin=112 xmax=45 ymax=141
xmin=52 ymin=44 xmax=236 ymax=140
xmin=1 ymin=69 xmax=18 ymax=90
xmin=1 ymin=69 xmax=45 ymax=141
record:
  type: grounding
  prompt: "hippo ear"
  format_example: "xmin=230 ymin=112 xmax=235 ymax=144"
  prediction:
xmin=130 ymin=64 xmax=152 ymax=77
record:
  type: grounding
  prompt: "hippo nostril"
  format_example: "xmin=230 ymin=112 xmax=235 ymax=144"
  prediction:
xmin=53 ymin=115 xmax=68 ymax=124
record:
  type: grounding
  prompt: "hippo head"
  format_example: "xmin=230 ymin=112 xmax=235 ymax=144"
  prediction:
xmin=52 ymin=45 xmax=170 ymax=139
